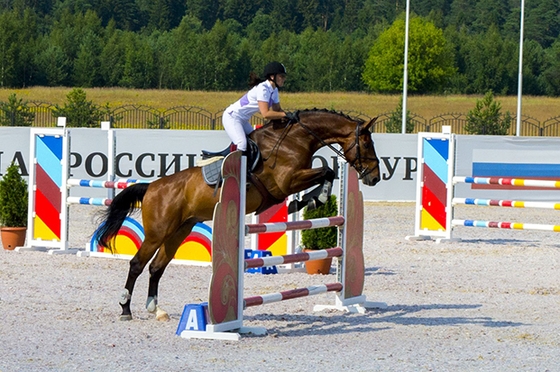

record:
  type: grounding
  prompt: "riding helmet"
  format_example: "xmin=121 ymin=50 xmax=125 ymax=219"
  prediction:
xmin=263 ymin=62 xmax=287 ymax=78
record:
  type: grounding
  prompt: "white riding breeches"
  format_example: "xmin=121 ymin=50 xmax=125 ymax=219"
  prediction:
xmin=222 ymin=111 xmax=254 ymax=151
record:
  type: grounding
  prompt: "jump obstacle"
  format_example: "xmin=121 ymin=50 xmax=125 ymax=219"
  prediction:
xmin=406 ymin=130 xmax=560 ymax=243
xmin=17 ymin=124 xmax=153 ymax=255
xmin=17 ymin=124 xmax=215 ymax=264
xmin=179 ymin=151 xmax=385 ymax=341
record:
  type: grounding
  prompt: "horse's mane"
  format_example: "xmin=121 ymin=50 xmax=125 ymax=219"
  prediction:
xmin=258 ymin=108 xmax=364 ymax=131
xmin=298 ymin=108 xmax=365 ymax=124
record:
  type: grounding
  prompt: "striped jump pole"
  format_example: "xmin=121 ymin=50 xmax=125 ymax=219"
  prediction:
xmin=181 ymin=152 xmax=385 ymax=341
xmin=67 ymin=179 xmax=149 ymax=189
xmin=66 ymin=196 xmax=112 ymax=206
xmin=244 ymin=283 xmax=343 ymax=308
xmin=245 ymin=247 xmax=343 ymax=269
xmin=454 ymin=176 xmax=560 ymax=189
xmin=66 ymin=179 xmax=150 ymax=207
xmin=453 ymin=198 xmax=560 ymax=210
xmin=453 ymin=219 xmax=560 ymax=232
xmin=246 ymin=216 xmax=345 ymax=234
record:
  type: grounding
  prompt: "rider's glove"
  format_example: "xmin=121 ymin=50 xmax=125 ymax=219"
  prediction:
xmin=284 ymin=111 xmax=299 ymax=123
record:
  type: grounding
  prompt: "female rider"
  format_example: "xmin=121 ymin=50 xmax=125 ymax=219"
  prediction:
xmin=222 ymin=61 xmax=297 ymax=152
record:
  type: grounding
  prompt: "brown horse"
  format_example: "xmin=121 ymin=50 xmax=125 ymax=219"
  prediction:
xmin=94 ymin=109 xmax=380 ymax=321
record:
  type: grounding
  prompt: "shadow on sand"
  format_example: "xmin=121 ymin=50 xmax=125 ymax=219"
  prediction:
xmin=241 ymin=302 xmax=524 ymax=338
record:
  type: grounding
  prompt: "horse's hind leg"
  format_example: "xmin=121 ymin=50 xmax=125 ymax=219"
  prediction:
xmin=145 ymin=221 xmax=197 ymax=321
xmin=120 ymin=240 xmax=160 ymax=321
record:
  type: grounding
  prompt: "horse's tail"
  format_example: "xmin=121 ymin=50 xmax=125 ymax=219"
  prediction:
xmin=94 ymin=183 xmax=150 ymax=253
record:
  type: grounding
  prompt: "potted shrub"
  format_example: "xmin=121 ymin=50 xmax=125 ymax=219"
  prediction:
xmin=301 ymin=194 xmax=338 ymax=274
xmin=0 ymin=162 xmax=28 ymax=250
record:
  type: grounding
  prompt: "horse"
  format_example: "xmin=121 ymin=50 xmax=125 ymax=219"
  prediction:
xmin=94 ymin=109 xmax=381 ymax=321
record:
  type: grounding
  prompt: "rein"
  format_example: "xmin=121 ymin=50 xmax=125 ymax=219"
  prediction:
xmin=260 ymin=121 xmax=293 ymax=166
xmin=294 ymin=119 xmax=375 ymax=179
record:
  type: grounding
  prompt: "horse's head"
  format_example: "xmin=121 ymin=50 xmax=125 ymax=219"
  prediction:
xmin=340 ymin=117 xmax=380 ymax=186
xmin=284 ymin=110 xmax=381 ymax=186
xmin=256 ymin=110 xmax=381 ymax=189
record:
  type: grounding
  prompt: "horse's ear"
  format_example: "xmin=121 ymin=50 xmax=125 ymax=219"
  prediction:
xmin=362 ymin=117 xmax=378 ymax=133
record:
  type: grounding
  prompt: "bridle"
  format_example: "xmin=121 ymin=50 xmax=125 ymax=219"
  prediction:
xmin=295 ymin=119 xmax=377 ymax=180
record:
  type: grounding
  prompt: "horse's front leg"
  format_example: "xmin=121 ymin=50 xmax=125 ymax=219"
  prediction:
xmin=286 ymin=166 xmax=335 ymax=192
xmin=287 ymin=167 xmax=335 ymax=213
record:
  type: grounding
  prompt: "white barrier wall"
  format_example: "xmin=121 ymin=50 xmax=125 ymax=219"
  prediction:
xmin=0 ymin=128 xmax=419 ymax=201
xmin=3 ymin=127 xmax=560 ymax=201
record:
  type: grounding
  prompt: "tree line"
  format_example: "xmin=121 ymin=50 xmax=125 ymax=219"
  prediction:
xmin=1 ymin=0 xmax=559 ymax=95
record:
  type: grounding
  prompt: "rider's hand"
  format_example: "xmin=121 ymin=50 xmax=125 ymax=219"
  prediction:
xmin=284 ymin=111 xmax=298 ymax=123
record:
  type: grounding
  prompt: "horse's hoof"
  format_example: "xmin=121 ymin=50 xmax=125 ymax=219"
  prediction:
xmin=307 ymin=198 xmax=317 ymax=210
xmin=146 ymin=296 xmax=157 ymax=313
xmin=156 ymin=307 xmax=170 ymax=322
xmin=120 ymin=314 xmax=133 ymax=321
xmin=287 ymin=200 xmax=298 ymax=214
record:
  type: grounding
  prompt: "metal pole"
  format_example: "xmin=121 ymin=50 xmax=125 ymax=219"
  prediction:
xmin=402 ymin=0 xmax=411 ymax=134
xmin=516 ymin=0 xmax=525 ymax=136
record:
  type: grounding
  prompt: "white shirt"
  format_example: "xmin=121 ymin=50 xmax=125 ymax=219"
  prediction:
xmin=226 ymin=80 xmax=279 ymax=121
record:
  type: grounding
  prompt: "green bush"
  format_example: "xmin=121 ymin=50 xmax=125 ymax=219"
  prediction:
xmin=0 ymin=93 xmax=35 ymax=127
xmin=300 ymin=194 xmax=338 ymax=250
xmin=465 ymin=90 xmax=512 ymax=135
xmin=52 ymin=88 xmax=109 ymax=127
xmin=385 ymin=99 xmax=414 ymax=133
xmin=0 ymin=162 xmax=28 ymax=227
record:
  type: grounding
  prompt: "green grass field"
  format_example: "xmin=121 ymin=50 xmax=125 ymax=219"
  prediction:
xmin=1 ymin=87 xmax=559 ymax=122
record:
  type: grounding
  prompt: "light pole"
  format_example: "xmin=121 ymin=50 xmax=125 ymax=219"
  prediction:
xmin=516 ymin=0 xmax=525 ymax=136
xmin=402 ymin=0 xmax=411 ymax=134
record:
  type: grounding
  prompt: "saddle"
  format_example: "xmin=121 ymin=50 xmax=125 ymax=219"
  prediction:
xmin=199 ymin=139 xmax=261 ymax=186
